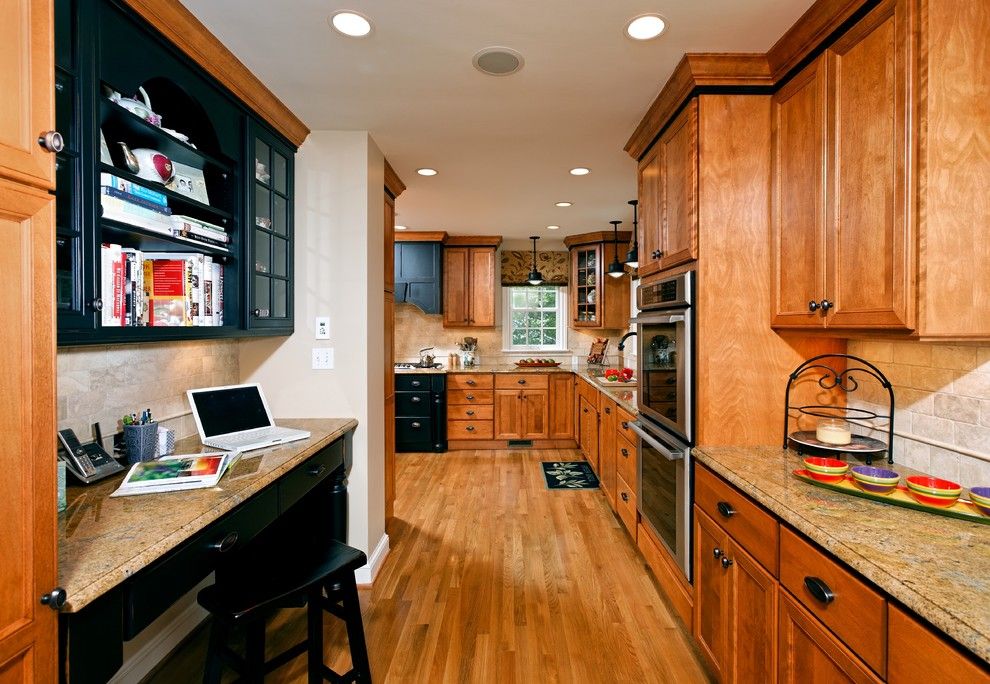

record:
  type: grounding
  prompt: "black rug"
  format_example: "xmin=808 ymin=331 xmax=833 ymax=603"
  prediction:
xmin=541 ymin=461 xmax=600 ymax=489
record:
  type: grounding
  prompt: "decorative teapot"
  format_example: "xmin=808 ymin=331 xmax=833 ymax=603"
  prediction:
xmin=109 ymin=86 xmax=162 ymax=126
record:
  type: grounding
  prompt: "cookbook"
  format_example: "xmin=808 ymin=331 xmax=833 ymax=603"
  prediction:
xmin=110 ymin=452 xmax=239 ymax=497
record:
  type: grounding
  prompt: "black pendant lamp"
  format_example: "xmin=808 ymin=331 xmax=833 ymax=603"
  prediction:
xmin=527 ymin=235 xmax=544 ymax=285
xmin=625 ymin=199 xmax=639 ymax=268
xmin=607 ymin=220 xmax=625 ymax=278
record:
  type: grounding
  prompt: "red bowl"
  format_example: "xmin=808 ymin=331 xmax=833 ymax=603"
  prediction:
xmin=803 ymin=469 xmax=847 ymax=484
xmin=908 ymin=488 xmax=960 ymax=508
xmin=803 ymin=457 xmax=849 ymax=475
xmin=905 ymin=475 xmax=963 ymax=497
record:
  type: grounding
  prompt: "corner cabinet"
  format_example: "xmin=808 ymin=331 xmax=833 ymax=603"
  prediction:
xmin=564 ymin=231 xmax=631 ymax=330
xmin=55 ymin=0 xmax=297 ymax=345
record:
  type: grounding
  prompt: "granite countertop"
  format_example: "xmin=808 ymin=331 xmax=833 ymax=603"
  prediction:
xmin=58 ymin=418 xmax=358 ymax=612
xmin=694 ymin=445 xmax=990 ymax=664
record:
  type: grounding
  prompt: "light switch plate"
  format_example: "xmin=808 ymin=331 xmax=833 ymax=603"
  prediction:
xmin=312 ymin=348 xmax=334 ymax=370
xmin=315 ymin=316 xmax=330 ymax=339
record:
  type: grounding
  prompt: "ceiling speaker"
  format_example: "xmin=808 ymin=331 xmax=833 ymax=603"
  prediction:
xmin=473 ymin=47 xmax=524 ymax=76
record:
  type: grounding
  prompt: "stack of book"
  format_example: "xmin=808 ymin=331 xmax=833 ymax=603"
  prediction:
xmin=100 ymin=243 xmax=224 ymax=327
xmin=100 ymin=173 xmax=172 ymax=233
xmin=170 ymin=214 xmax=230 ymax=251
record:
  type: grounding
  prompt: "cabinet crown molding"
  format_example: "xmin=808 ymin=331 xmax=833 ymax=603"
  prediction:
xmin=563 ymin=231 xmax=632 ymax=249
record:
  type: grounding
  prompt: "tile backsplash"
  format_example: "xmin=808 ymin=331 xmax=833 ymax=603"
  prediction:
xmin=848 ymin=339 xmax=990 ymax=488
xmin=58 ymin=340 xmax=239 ymax=449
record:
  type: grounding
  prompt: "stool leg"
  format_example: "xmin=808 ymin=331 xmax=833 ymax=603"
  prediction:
xmin=307 ymin=586 xmax=324 ymax=684
xmin=245 ymin=618 xmax=266 ymax=684
xmin=339 ymin=575 xmax=371 ymax=682
xmin=202 ymin=619 xmax=226 ymax=684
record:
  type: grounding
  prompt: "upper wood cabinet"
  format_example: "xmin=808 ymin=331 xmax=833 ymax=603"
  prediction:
xmin=636 ymin=99 xmax=699 ymax=278
xmin=564 ymin=232 xmax=631 ymax=330
xmin=773 ymin=0 xmax=915 ymax=332
xmin=384 ymin=194 xmax=395 ymax=294
xmin=443 ymin=239 xmax=499 ymax=328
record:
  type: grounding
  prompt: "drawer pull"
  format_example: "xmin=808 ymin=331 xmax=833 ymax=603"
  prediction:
xmin=466 ymin=410 xmax=475 ymax=416
xmin=716 ymin=501 xmax=736 ymax=518
xmin=583 ymin=408 xmax=588 ymax=413
xmin=411 ymin=380 xmax=422 ymax=387
xmin=517 ymin=379 xmax=526 ymax=385
xmin=621 ymin=448 xmax=629 ymax=457
xmin=713 ymin=547 xmax=723 ymax=559
xmin=40 ymin=587 xmax=67 ymax=610
xmin=466 ymin=426 xmax=475 ymax=432
xmin=208 ymin=531 xmax=239 ymax=553
xmin=620 ymin=492 xmax=629 ymax=502
xmin=467 ymin=394 xmax=475 ymax=400
xmin=308 ymin=464 xmax=326 ymax=477
xmin=411 ymin=396 xmax=422 ymax=403
xmin=605 ymin=407 xmax=611 ymax=414
xmin=621 ymin=421 xmax=628 ymax=429
xmin=411 ymin=422 xmax=422 ymax=429
xmin=804 ymin=576 xmax=835 ymax=605
xmin=466 ymin=379 xmax=476 ymax=386
xmin=721 ymin=556 xmax=733 ymax=570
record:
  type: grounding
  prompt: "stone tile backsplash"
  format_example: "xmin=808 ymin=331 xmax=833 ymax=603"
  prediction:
xmin=847 ymin=339 xmax=990 ymax=488
xmin=57 ymin=340 xmax=240 ymax=450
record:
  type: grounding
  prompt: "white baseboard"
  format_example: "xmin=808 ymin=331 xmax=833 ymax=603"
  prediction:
xmin=354 ymin=533 xmax=389 ymax=586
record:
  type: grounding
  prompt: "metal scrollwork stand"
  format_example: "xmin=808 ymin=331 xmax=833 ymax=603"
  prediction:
xmin=783 ymin=354 xmax=896 ymax=465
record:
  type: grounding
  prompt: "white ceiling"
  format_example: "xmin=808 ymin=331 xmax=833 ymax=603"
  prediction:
xmin=182 ymin=0 xmax=814 ymax=242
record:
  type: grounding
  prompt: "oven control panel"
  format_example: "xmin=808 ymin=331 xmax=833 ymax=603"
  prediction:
xmin=638 ymin=271 xmax=693 ymax=310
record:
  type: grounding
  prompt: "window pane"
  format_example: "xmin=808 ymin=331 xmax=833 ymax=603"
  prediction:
xmin=512 ymin=329 xmax=526 ymax=345
xmin=512 ymin=290 xmax=527 ymax=308
xmin=527 ymin=289 xmax=540 ymax=307
xmin=512 ymin=311 xmax=526 ymax=328
xmin=526 ymin=329 xmax=541 ymax=345
xmin=526 ymin=312 xmax=542 ymax=327
xmin=539 ymin=289 xmax=556 ymax=307
xmin=541 ymin=312 xmax=555 ymax=328
xmin=542 ymin=329 xmax=556 ymax=345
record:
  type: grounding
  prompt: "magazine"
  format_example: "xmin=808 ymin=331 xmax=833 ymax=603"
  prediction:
xmin=110 ymin=452 xmax=240 ymax=497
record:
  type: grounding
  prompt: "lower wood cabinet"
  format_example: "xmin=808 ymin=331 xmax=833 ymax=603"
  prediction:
xmin=578 ymin=395 xmax=599 ymax=473
xmin=598 ymin=397 xmax=617 ymax=505
xmin=548 ymin=373 xmax=574 ymax=439
xmin=886 ymin=604 xmax=989 ymax=683
xmin=494 ymin=389 xmax=548 ymax=439
xmin=447 ymin=373 xmax=495 ymax=440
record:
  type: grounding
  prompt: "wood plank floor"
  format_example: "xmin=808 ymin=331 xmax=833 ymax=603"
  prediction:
xmin=148 ymin=448 xmax=710 ymax=683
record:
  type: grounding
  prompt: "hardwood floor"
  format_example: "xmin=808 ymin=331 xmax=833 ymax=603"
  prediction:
xmin=149 ymin=448 xmax=709 ymax=682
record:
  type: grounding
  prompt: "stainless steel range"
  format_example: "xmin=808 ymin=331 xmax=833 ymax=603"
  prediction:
xmin=629 ymin=271 xmax=694 ymax=583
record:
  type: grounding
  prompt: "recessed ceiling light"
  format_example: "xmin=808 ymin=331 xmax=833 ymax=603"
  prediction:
xmin=472 ymin=47 xmax=525 ymax=77
xmin=555 ymin=201 xmax=572 ymax=207
xmin=395 ymin=225 xmax=407 ymax=231
xmin=329 ymin=11 xmax=372 ymax=38
xmin=626 ymin=14 xmax=667 ymax=40
xmin=547 ymin=225 xmax=560 ymax=230
xmin=416 ymin=168 xmax=438 ymax=176
xmin=569 ymin=167 xmax=591 ymax=176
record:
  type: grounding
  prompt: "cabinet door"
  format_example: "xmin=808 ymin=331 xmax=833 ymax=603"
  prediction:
xmin=249 ymin=124 xmax=294 ymax=331
xmin=637 ymin=144 xmax=662 ymax=278
xmin=771 ymin=55 xmax=828 ymax=328
xmin=571 ymin=245 xmax=602 ymax=327
xmin=442 ymin=247 xmax=470 ymax=326
xmin=658 ymin=99 xmax=699 ymax=271
xmin=520 ymin=389 xmax=549 ymax=439
xmin=826 ymin=0 xmax=914 ymax=330
xmin=494 ymin=390 xmax=521 ymax=439
xmin=598 ymin=398 xmax=617 ymax=506
xmin=0 ymin=180 xmax=58 ymax=683
xmin=778 ymin=591 xmax=882 ymax=684
xmin=384 ymin=194 xmax=394 ymax=294
xmin=548 ymin=372 xmax=574 ymax=439
xmin=693 ymin=508 xmax=730 ymax=681
xmin=469 ymin=247 xmax=496 ymax=326
xmin=578 ymin=396 xmax=599 ymax=472
xmin=887 ymin=605 xmax=989 ymax=683
xmin=728 ymin=539 xmax=777 ymax=684
xmin=396 ymin=243 xmax=442 ymax=313
xmin=0 ymin=0 xmax=54 ymax=189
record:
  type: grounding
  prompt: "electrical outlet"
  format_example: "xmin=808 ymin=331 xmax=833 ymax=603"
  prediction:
xmin=315 ymin=316 xmax=330 ymax=339
xmin=312 ymin=348 xmax=334 ymax=370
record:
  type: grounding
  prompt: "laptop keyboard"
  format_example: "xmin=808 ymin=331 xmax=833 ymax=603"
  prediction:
xmin=214 ymin=428 xmax=280 ymax=447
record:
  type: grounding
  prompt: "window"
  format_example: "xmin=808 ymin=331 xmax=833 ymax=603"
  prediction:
xmin=503 ymin=286 xmax=568 ymax=351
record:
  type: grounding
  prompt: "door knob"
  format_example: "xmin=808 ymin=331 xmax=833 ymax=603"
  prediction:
xmin=713 ymin=548 xmax=722 ymax=559
xmin=721 ymin=556 xmax=734 ymax=570
xmin=517 ymin=379 xmax=526 ymax=385
xmin=466 ymin=410 xmax=475 ymax=416
xmin=820 ymin=299 xmax=833 ymax=312
xmin=620 ymin=492 xmax=629 ymax=502
xmin=40 ymin=587 xmax=67 ymax=610
xmin=89 ymin=297 xmax=104 ymax=312
xmin=716 ymin=501 xmax=736 ymax=518
xmin=410 ymin=396 xmax=422 ymax=403
xmin=38 ymin=131 xmax=64 ymax=153
xmin=621 ymin=448 xmax=629 ymax=457
xmin=808 ymin=300 xmax=819 ymax=312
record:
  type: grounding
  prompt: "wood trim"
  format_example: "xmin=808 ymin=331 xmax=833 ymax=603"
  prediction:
xmin=638 ymin=521 xmax=693 ymax=630
xmin=120 ymin=0 xmax=310 ymax=147
xmin=624 ymin=54 xmax=772 ymax=159
xmin=563 ymin=230 xmax=632 ymax=249
xmin=766 ymin=0 xmax=875 ymax=81
xmin=446 ymin=439 xmax=577 ymax=450
xmin=444 ymin=235 xmax=503 ymax=247
xmin=384 ymin=159 xmax=406 ymax=198
xmin=394 ymin=231 xmax=448 ymax=243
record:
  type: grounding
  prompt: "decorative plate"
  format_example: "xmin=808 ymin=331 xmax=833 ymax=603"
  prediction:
xmin=788 ymin=431 xmax=887 ymax=454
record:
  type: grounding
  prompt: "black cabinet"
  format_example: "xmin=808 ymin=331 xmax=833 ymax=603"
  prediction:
xmin=394 ymin=242 xmax=442 ymax=314
xmin=395 ymin=373 xmax=447 ymax=452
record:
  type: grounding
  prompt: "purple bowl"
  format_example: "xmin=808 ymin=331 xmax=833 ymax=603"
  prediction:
xmin=851 ymin=466 xmax=899 ymax=481
xmin=970 ymin=487 xmax=990 ymax=516
xmin=855 ymin=480 xmax=898 ymax=495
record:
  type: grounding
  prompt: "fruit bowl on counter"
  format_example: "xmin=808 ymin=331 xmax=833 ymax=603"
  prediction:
xmin=514 ymin=358 xmax=561 ymax=368
xmin=597 ymin=367 xmax=636 ymax=385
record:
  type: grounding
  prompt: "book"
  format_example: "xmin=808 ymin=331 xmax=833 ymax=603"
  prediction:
xmin=100 ymin=172 xmax=168 ymax=206
xmin=110 ymin=452 xmax=240 ymax=497
xmin=171 ymin=215 xmax=229 ymax=241
xmin=101 ymin=186 xmax=172 ymax=215
xmin=101 ymin=197 xmax=174 ymax=235
xmin=143 ymin=256 xmax=192 ymax=326
xmin=213 ymin=261 xmax=223 ymax=326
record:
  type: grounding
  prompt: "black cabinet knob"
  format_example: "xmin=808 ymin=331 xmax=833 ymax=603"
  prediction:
xmin=252 ymin=308 xmax=261 ymax=317
xmin=721 ymin=556 xmax=733 ymax=570
xmin=621 ymin=448 xmax=629 ymax=457
xmin=40 ymin=587 xmax=67 ymax=610
xmin=820 ymin=299 xmax=833 ymax=312
xmin=716 ymin=501 xmax=736 ymax=518
xmin=466 ymin=394 xmax=475 ymax=401
xmin=517 ymin=379 xmax=526 ymax=385
xmin=411 ymin=396 xmax=422 ymax=403
xmin=804 ymin=576 xmax=835 ymax=604
xmin=467 ymin=379 xmax=476 ymax=386
xmin=605 ymin=407 xmax=611 ymax=414
xmin=308 ymin=464 xmax=326 ymax=477
xmin=466 ymin=410 xmax=475 ymax=416
xmin=808 ymin=300 xmax=820 ymax=312
xmin=207 ymin=532 xmax=239 ymax=553
xmin=713 ymin=547 xmax=722 ymax=559
xmin=466 ymin=425 xmax=475 ymax=432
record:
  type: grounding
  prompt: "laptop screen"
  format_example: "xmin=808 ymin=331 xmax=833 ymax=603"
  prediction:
xmin=189 ymin=385 xmax=273 ymax=437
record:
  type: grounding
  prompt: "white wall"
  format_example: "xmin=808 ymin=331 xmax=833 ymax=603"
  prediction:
xmin=239 ymin=131 xmax=385 ymax=557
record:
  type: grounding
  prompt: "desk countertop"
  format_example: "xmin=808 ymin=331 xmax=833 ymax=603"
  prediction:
xmin=58 ymin=418 xmax=358 ymax=612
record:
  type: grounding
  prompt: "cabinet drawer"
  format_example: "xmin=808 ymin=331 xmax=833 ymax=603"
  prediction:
xmin=395 ymin=374 xmax=435 ymax=391
xmin=447 ymin=420 xmax=494 ymax=440
xmin=887 ymin=604 xmax=989 ymax=682
xmin=495 ymin=373 xmax=549 ymax=389
xmin=616 ymin=432 xmax=637 ymax=487
xmin=396 ymin=391 xmax=432 ymax=416
xmin=448 ymin=389 xmax=493 ymax=405
xmin=695 ymin=465 xmax=778 ymax=574
xmin=779 ymin=526 xmax=886 ymax=676
xmin=279 ymin=439 xmax=345 ymax=514
xmin=124 ymin=486 xmax=279 ymax=638
xmin=616 ymin=473 xmax=638 ymax=538
xmin=616 ymin=407 xmax=637 ymax=441
xmin=577 ymin=376 xmax=599 ymax=406
xmin=396 ymin=417 xmax=433 ymax=448
xmin=448 ymin=373 xmax=494 ymax=390
xmin=448 ymin=405 xmax=494 ymax=421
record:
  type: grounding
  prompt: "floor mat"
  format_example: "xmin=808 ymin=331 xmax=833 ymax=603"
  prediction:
xmin=541 ymin=461 xmax=600 ymax=489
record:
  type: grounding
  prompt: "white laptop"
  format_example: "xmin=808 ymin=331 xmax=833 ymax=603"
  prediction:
xmin=187 ymin=383 xmax=310 ymax=452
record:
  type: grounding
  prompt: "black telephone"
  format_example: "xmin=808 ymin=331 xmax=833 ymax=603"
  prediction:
xmin=57 ymin=427 xmax=125 ymax=484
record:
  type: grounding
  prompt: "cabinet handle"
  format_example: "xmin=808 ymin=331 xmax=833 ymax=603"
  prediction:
xmin=621 ymin=421 xmax=628 ymax=429
xmin=721 ymin=556 xmax=733 ymax=570
xmin=605 ymin=407 xmax=611 ymax=414
xmin=621 ymin=448 xmax=629 ymax=457
xmin=252 ymin=308 xmax=261 ymax=317
xmin=583 ymin=408 xmax=588 ymax=413
xmin=411 ymin=422 xmax=422 ymax=428
xmin=466 ymin=410 xmax=475 ymax=416
xmin=804 ymin=576 xmax=835 ymax=604
xmin=820 ymin=299 xmax=833 ymax=313
xmin=38 ymin=130 xmax=64 ymax=153
xmin=40 ymin=587 xmax=67 ymax=610
xmin=808 ymin=300 xmax=819 ymax=312
xmin=411 ymin=380 xmax=422 ymax=387
xmin=466 ymin=425 xmax=475 ymax=432
xmin=89 ymin=297 xmax=104 ymax=312
xmin=713 ymin=547 xmax=722 ymax=559
xmin=620 ymin=492 xmax=629 ymax=502
xmin=517 ymin=379 xmax=526 ymax=385
xmin=467 ymin=379 xmax=476 ymax=386
xmin=308 ymin=464 xmax=326 ymax=477
xmin=466 ymin=394 xmax=475 ymax=400
xmin=716 ymin=501 xmax=736 ymax=518
xmin=411 ymin=396 xmax=422 ymax=403
xmin=207 ymin=531 xmax=239 ymax=553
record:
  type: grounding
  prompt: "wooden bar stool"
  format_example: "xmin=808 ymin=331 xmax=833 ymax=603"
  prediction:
xmin=197 ymin=538 xmax=371 ymax=683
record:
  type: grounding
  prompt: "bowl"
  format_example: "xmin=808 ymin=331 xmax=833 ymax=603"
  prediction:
xmin=968 ymin=487 xmax=990 ymax=516
xmin=907 ymin=488 xmax=960 ymax=508
xmin=905 ymin=475 xmax=962 ymax=498
xmin=850 ymin=466 xmax=899 ymax=495
xmin=802 ymin=457 xmax=849 ymax=484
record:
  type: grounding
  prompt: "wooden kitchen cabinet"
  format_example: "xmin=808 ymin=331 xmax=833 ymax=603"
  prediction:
xmin=443 ymin=240 xmax=499 ymax=328
xmin=548 ymin=372 xmax=574 ymax=439
xmin=598 ymin=396 xmax=617 ymax=505
xmin=494 ymin=374 xmax=549 ymax=439
xmin=578 ymin=396 xmax=600 ymax=473
xmin=887 ymin=605 xmax=989 ymax=683
xmin=384 ymin=194 xmax=395 ymax=294
xmin=636 ymin=144 xmax=662 ymax=277
xmin=564 ymin=232 xmax=631 ymax=329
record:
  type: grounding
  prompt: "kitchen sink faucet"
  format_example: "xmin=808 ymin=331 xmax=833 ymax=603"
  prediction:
xmin=617 ymin=331 xmax=637 ymax=351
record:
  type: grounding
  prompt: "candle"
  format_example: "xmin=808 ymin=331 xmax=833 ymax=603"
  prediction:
xmin=816 ymin=419 xmax=852 ymax=446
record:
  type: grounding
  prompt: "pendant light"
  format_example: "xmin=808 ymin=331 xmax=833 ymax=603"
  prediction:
xmin=607 ymin=220 xmax=625 ymax=278
xmin=527 ymin=235 xmax=544 ymax=285
xmin=624 ymin=199 xmax=639 ymax=268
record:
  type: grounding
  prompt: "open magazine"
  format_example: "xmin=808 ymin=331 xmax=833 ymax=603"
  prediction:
xmin=110 ymin=452 xmax=240 ymax=497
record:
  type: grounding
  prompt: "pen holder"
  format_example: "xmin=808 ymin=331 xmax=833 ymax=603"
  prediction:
xmin=124 ymin=423 xmax=158 ymax=463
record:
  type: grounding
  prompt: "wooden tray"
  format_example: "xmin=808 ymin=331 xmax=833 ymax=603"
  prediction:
xmin=514 ymin=361 xmax=561 ymax=368
xmin=793 ymin=470 xmax=990 ymax=525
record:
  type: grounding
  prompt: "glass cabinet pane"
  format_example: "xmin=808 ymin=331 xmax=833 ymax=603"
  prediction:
xmin=272 ymin=279 xmax=287 ymax=318
xmin=255 ymin=139 xmax=270 ymax=184
xmin=255 ymin=231 xmax=270 ymax=273
xmin=273 ymin=152 xmax=287 ymax=194
xmin=273 ymin=237 xmax=287 ymax=277
xmin=273 ymin=195 xmax=287 ymax=235
xmin=255 ymin=185 xmax=271 ymax=228
xmin=254 ymin=275 xmax=270 ymax=317
xmin=55 ymin=236 xmax=77 ymax=310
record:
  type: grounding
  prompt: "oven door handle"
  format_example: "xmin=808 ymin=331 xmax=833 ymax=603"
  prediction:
xmin=630 ymin=314 xmax=686 ymax=325
xmin=628 ymin=421 xmax=684 ymax=462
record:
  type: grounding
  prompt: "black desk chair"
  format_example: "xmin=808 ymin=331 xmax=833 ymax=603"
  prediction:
xmin=197 ymin=538 xmax=371 ymax=683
